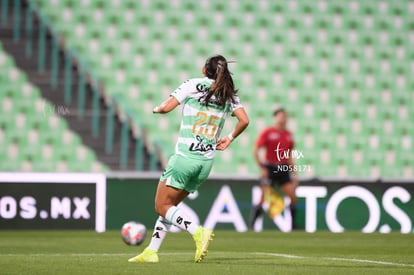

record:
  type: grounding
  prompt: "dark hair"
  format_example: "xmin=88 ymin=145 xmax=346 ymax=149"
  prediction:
xmin=202 ymin=54 xmax=238 ymax=108
xmin=273 ymin=108 xmax=286 ymax=116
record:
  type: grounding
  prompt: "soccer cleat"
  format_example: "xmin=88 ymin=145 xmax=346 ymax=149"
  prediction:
xmin=128 ymin=247 xmax=159 ymax=263
xmin=193 ymin=226 xmax=214 ymax=263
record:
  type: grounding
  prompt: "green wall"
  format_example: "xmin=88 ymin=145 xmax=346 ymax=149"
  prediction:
xmin=106 ymin=177 xmax=414 ymax=233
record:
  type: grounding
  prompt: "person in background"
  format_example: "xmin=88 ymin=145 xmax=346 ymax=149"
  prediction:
xmin=250 ymin=108 xmax=298 ymax=230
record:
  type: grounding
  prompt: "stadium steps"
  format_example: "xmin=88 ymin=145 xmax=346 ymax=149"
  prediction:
xmin=0 ymin=0 xmax=157 ymax=171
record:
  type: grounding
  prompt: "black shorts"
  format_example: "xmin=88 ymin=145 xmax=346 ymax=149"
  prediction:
xmin=262 ymin=164 xmax=291 ymax=187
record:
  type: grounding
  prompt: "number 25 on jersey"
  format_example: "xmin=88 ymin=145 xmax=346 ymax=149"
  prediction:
xmin=192 ymin=112 xmax=220 ymax=139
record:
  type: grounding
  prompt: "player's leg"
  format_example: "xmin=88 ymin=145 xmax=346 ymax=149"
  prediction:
xmin=129 ymin=182 xmax=188 ymax=263
xmin=132 ymin=155 xmax=214 ymax=263
xmin=129 ymin=155 xmax=192 ymax=263
xmin=158 ymin=158 xmax=214 ymax=263
xmin=146 ymin=187 xmax=189 ymax=249
xmin=250 ymin=164 xmax=274 ymax=229
xmin=280 ymin=177 xmax=298 ymax=229
xmin=191 ymin=159 xmax=215 ymax=262
xmin=128 ymin=213 xmax=169 ymax=263
xmin=249 ymin=182 xmax=270 ymax=230
xmin=155 ymin=181 xmax=200 ymax=234
xmin=128 ymin=182 xmax=192 ymax=263
xmin=280 ymin=180 xmax=298 ymax=205
xmin=157 ymin=155 xmax=213 ymax=234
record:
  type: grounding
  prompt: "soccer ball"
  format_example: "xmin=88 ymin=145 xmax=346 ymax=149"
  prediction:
xmin=121 ymin=221 xmax=147 ymax=245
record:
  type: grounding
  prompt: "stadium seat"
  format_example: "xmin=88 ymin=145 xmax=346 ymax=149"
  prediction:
xmin=29 ymin=0 xmax=413 ymax=178
xmin=0 ymin=43 xmax=108 ymax=172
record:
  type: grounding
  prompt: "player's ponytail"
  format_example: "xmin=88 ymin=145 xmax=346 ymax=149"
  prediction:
xmin=202 ymin=55 xmax=238 ymax=108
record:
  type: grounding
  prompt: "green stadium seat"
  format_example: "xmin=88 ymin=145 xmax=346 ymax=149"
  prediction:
xmin=29 ymin=0 xmax=413 ymax=177
xmin=0 ymin=44 xmax=108 ymax=172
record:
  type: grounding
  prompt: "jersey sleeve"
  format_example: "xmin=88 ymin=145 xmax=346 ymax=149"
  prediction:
xmin=170 ymin=79 xmax=194 ymax=104
xmin=230 ymin=95 xmax=244 ymax=113
xmin=255 ymin=129 xmax=267 ymax=148
xmin=287 ymin=131 xmax=294 ymax=149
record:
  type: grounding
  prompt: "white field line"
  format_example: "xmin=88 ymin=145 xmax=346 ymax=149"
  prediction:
xmin=324 ymin=257 xmax=414 ymax=268
xmin=254 ymin=252 xmax=305 ymax=259
xmin=0 ymin=252 xmax=191 ymax=257
xmin=0 ymin=253 xmax=132 ymax=257
xmin=255 ymin=252 xmax=414 ymax=268
xmin=1 ymin=251 xmax=414 ymax=268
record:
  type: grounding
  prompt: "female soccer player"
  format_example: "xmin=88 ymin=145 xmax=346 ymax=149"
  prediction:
xmin=128 ymin=55 xmax=249 ymax=263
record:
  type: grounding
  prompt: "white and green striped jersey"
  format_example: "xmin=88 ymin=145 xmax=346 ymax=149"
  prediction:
xmin=170 ymin=77 xmax=243 ymax=160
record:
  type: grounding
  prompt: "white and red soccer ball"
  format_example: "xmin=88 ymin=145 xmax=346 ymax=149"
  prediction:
xmin=121 ymin=221 xmax=147 ymax=245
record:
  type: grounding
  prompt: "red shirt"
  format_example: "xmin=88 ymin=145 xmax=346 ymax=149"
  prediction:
xmin=255 ymin=127 xmax=294 ymax=164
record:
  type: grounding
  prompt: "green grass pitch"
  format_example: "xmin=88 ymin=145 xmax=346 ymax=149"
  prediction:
xmin=1 ymin=230 xmax=413 ymax=275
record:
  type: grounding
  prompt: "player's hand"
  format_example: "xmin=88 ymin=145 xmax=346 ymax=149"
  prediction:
xmin=260 ymin=165 xmax=268 ymax=178
xmin=216 ymin=137 xmax=231 ymax=151
xmin=291 ymin=173 xmax=299 ymax=187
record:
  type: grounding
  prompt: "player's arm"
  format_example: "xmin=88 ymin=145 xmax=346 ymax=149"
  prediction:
xmin=288 ymin=153 xmax=296 ymax=174
xmin=287 ymin=142 xmax=299 ymax=185
xmin=153 ymin=96 xmax=180 ymax=114
xmin=229 ymin=107 xmax=249 ymax=140
xmin=253 ymin=142 xmax=263 ymax=168
xmin=288 ymin=153 xmax=299 ymax=186
xmin=253 ymin=129 xmax=266 ymax=168
xmin=287 ymin=141 xmax=296 ymax=172
xmin=154 ymin=80 xmax=192 ymax=114
xmin=216 ymin=107 xmax=249 ymax=151
xmin=253 ymin=131 xmax=268 ymax=179
xmin=287 ymin=153 xmax=295 ymax=166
